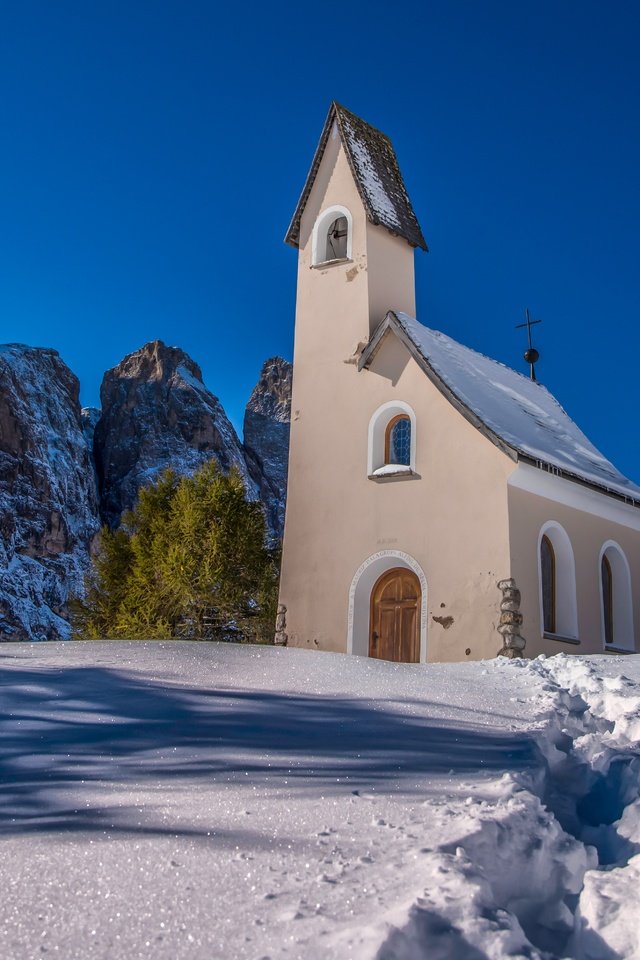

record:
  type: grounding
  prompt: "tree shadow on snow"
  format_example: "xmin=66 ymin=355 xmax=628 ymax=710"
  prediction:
xmin=0 ymin=662 xmax=540 ymax=838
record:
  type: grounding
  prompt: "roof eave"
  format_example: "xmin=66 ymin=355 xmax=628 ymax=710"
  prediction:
xmin=367 ymin=215 xmax=429 ymax=252
xmin=516 ymin=453 xmax=640 ymax=509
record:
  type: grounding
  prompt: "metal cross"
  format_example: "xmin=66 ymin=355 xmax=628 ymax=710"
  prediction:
xmin=515 ymin=308 xmax=541 ymax=381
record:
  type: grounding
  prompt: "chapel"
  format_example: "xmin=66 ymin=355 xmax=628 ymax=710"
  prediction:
xmin=277 ymin=102 xmax=640 ymax=662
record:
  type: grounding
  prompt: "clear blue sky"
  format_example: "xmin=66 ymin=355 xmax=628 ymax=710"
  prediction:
xmin=2 ymin=2 xmax=640 ymax=481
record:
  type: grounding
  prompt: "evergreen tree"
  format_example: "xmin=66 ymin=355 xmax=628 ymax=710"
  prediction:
xmin=73 ymin=463 xmax=279 ymax=642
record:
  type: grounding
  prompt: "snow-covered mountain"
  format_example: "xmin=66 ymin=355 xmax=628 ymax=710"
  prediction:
xmin=0 ymin=341 xmax=291 ymax=641
xmin=243 ymin=357 xmax=292 ymax=536
xmin=0 ymin=345 xmax=101 ymax=641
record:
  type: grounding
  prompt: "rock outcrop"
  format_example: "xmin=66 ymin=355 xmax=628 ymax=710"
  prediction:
xmin=81 ymin=406 xmax=101 ymax=450
xmin=243 ymin=357 xmax=292 ymax=537
xmin=0 ymin=339 xmax=292 ymax=641
xmin=0 ymin=346 xmax=100 ymax=640
xmin=93 ymin=341 xmax=257 ymax=528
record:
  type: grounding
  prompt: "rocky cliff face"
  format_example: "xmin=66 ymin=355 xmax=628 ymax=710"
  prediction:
xmin=243 ymin=357 xmax=292 ymax=537
xmin=0 ymin=346 xmax=100 ymax=640
xmin=0 ymin=340 xmax=291 ymax=641
xmin=93 ymin=341 xmax=257 ymax=528
xmin=81 ymin=406 xmax=101 ymax=450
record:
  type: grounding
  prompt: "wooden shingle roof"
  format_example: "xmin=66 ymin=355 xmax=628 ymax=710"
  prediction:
xmin=285 ymin=102 xmax=427 ymax=251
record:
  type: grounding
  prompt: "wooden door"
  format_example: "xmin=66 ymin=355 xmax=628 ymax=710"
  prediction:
xmin=369 ymin=568 xmax=421 ymax=663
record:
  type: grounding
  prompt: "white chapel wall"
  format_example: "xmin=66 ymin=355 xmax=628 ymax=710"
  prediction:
xmin=280 ymin=319 xmax=515 ymax=661
xmin=508 ymin=466 xmax=640 ymax=656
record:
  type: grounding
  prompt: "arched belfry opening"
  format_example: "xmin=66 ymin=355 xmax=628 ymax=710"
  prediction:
xmin=325 ymin=215 xmax=348 ymax=261
xmin=311 ymin=204 xmax=353 ymax=266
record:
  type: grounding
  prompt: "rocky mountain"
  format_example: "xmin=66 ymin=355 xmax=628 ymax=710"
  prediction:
xmin=243 ymin=357 xmax=292 ymax=536
xmin=93 ymin=341 xmax=256 ymax=528
xmin=0 ymin=339 xmax=291 ymax=641
xmin=0 ymin=346 xmax=100 ymax=641
xmin=81 ymin=406 xmax=101 ymax=450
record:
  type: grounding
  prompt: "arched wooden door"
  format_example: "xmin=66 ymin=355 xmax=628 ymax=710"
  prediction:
xmin=369 ymin=567 xmax=421 ymax=663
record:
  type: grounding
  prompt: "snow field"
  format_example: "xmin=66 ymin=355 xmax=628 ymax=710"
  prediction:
xmin=0 ymin=643 xmax=639 ymax=959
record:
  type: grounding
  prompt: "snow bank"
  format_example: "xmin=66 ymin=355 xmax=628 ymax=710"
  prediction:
xmin=0 ymin=643 xmax=639 ymax=959
xmin=523 ymin=655 xmax=640 ymax=960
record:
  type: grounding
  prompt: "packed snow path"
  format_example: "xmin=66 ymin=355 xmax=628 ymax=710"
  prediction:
xmin=0 ymin=643 xmax=639 ymax=959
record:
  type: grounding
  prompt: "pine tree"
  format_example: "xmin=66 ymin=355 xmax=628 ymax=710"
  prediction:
xmin=73 ymin=463 xmax=279 ymax=642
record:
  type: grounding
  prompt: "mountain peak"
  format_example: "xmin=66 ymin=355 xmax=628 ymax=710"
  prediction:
xmin=102 ymin=340 xmax=203 ymax=392
xmin=246 ymin=357 xmax=292 ymax=423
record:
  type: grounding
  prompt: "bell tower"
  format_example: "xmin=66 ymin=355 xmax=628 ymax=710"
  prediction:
xmin=278 ymin=102 xmax=427 ymax=650
xmin=285 ymin=102 xmax=426 ymax=350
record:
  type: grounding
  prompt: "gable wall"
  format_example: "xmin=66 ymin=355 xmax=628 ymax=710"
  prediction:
xmin=280 ymin=327 xmax=516 ymax=661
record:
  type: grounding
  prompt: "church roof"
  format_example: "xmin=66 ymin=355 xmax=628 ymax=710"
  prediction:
xmin=359 ymin=311 xmax=640 ymax=504
xmin=285 ymin=102 xmax=427 ymax=251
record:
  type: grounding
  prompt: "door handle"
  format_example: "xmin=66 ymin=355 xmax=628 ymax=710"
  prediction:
xmin=372 ymin=631 xmax=378 ymax=647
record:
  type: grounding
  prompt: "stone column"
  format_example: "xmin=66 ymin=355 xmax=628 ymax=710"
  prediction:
xmin=274 ymin=604 xmax=288 ymax=646
xmin=496 ymin=578 xmax=526 ymax=658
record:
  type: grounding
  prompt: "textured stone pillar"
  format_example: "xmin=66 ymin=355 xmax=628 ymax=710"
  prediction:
xmin=496 ymin=578 xmax=526 ymax=658
xmin=274 ymin=604 xmax=288 ymax=646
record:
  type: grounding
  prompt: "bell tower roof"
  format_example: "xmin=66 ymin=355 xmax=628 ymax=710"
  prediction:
xmin=285 ymin=101 xmax=428 ymax=252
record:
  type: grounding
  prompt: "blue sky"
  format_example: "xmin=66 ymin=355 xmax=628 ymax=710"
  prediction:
xmin=2 ymin=2 xmax=640 ymax=480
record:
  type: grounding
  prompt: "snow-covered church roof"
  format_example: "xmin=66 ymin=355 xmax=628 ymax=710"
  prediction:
xmin=285 ymin=102 xmax=427 ymax=252
xmin=359 ymin=311 xmax=640 ymax=504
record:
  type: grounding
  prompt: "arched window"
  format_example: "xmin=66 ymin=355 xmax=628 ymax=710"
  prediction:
xmin=540 ymin=534 xmax=556 ymax=634
xmin=312 ymin=205 xmax=352 ymax=265
xmin=599 ymin=542 xmax=634 ymax=650
xmin=537 ymin=522 xmax=578 ymax=640
xmin=385 ymin=415 xmax=411 ymax=466
xmin=368 ymin=402 xmax=416 ymax=478
xmin=601 ymin=554 xmax=613 ymax=647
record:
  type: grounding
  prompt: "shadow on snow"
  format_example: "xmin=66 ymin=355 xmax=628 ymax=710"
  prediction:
xmin=0 ymin=662 xmax=539 ymax=837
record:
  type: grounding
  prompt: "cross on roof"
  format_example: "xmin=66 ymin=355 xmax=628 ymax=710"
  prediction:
xmin=515 ymin=308 xmax=541 ymax=381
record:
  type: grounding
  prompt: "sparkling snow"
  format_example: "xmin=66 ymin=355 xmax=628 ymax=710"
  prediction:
xmin=395 ymin=313 xmax=640 ymax=502
xmin=0 ymin=642 xmax=639 ymax=959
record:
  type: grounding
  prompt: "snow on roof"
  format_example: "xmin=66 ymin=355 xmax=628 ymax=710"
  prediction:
xmin=363 ymin=312 xmax=640 ymax=503
xmin=286 ymin=102 xmax=427 ymax=251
